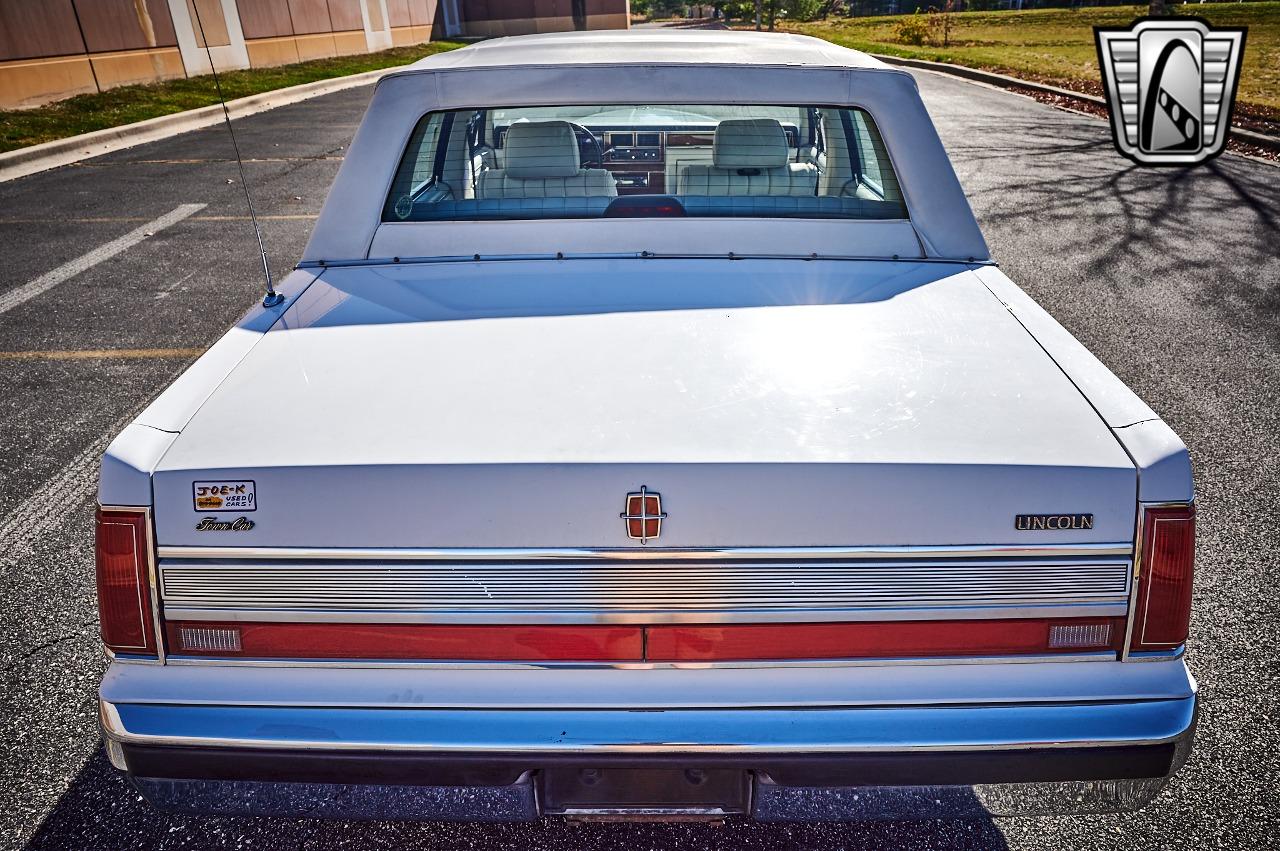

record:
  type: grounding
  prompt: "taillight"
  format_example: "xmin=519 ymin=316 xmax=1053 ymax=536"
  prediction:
xmin=165 ymin=622 xmax=643 ymax=661
xmin=95 ymin=507 xmax=157 ymax=656
xmin=161 ymin=618 xmax=1117 ymax=662
xmin=1130 ymin=503 xmax=1196 ymax=652
xmin=646 ymin=618 xmax=1122 ymax=662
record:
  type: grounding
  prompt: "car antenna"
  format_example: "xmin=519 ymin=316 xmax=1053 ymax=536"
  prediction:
xmin=189 ymin=4 xmax=284 ymax=308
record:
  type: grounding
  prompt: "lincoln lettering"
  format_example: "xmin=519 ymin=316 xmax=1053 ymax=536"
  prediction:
xmin=1014 ymin=513 xmax=1094 ymax=531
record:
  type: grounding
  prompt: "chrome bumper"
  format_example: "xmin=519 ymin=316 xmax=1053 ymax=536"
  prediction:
xmin=101 ymin=692 xmax=1197 ymax=820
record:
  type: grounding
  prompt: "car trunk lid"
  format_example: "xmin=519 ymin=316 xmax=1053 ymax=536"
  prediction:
xmin=150 ymin=258 xmax=1135 ymax=549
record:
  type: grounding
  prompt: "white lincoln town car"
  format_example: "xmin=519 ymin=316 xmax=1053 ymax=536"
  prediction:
xmin=94 ymin=30 xmax=1197 ymax=822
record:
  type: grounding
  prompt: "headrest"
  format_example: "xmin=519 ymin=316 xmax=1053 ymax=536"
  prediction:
xmin=712 ymin=118 xmax=790 ymax=170
xmin=502 ymin=121 xmax=581 ymax=179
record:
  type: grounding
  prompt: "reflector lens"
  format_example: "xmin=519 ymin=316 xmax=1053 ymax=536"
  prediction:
xmin=1049 ymin=622 xmax=1113 ymax=649
xmin=179 ymin=626 xmax=242 ymax=652
xmin=1131 ymin=503 xmax=1196 ymax=651
xmin=94 ymin=508 xmax=156 ymax=655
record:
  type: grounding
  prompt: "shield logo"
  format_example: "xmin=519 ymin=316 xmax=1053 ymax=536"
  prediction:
xmin=1095 ymin=18 xmax=1246 ymax=165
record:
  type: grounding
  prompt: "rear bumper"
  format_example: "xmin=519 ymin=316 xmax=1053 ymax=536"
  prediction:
xmin=101 ymin=691 xmax=1198 ymax=820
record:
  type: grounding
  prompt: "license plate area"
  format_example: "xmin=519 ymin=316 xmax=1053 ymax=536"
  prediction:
xmin=540 ymin=767 xmax=749 ymax=817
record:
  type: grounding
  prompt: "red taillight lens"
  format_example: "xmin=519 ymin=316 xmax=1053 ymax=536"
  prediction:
xmin=165 ymin=622 xmax=643 ymax=661
xmin=646 ymin=618 xmax=1122 ymax=662
xmin=161 ymin=618 xmax=1120 ymax=662
xmin=95 ymin=508 xmax=157 ymax=656
xmin=1130 ymin=503 xmax=1196 ymax=652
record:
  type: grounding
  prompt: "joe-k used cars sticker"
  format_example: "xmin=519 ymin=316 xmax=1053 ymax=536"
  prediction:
xmin=193 ymin=480 xmax=257 ymax=512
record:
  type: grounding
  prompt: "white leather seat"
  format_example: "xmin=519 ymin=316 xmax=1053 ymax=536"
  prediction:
xmin=477 ymin=121 xmax=617 ymax=200
xmin=677 ymin=118 xmax=818 ymax=197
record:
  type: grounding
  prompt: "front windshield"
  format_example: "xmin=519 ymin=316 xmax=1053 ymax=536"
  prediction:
xmin=382 ymin=103 xmax=907 ymax=223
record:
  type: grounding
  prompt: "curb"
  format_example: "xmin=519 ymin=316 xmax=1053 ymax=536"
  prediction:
xmin=0 ymin=67 xmax=391 ymax=184
xmin=873 ymin=53 xmax=1280 ymax=153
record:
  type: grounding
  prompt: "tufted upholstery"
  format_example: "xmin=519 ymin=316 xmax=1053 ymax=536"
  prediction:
xmin=477 ymin=168 xmax=618 ymax=200
xmin=501 ymin=121 xmax=581 ymax=178
xmin=712 ymin=118 xmax=792 ymax=169
xmin=677 ymin=118 xmax=818 ymax=197
xmin=477 ymin=120 xmax=617 ymax=200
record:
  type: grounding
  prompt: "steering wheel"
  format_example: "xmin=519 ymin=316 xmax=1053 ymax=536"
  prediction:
xmin=566 ymin=122 xmax=605 ymax=169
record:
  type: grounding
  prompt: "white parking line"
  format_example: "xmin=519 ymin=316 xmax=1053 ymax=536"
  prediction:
xmin=0 ymin=425 xmax=115 ymax=567
xmin=0 ymin=203 xmax=206 ymax=317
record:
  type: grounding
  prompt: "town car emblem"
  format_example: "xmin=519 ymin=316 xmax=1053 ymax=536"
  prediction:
xmin=621 ymin=486 xmax=667 ymax=544
xmin=195 ymin=516 xmax=256 ymax=532
xmin=1094 ymin=18 xmax=1246 ymax=165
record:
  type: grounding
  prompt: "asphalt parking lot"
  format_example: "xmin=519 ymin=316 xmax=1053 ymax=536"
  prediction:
xmin=1 ymin=67 xmax=1278 ymax=850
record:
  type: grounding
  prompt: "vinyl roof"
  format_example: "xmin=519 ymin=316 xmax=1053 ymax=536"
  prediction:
xmin=305 ymin=29 xmax=988 ymax=263
xmin=399 ymin=29 xmax=890 ymax=73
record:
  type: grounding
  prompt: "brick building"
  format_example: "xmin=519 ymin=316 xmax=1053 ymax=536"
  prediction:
xmin=0 ymin=0 xmax=437 ymax=108
xmin=437 ymin=0 xmax=630 ymax=38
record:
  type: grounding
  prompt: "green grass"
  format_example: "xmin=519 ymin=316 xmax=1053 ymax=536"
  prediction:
xmin=786 ymin=3 xmax=1280 ymax=122
xmin=0 ymin=40 xmax=466 ymax=154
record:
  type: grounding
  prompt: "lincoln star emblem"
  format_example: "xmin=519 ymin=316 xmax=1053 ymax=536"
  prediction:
xmin=621 ymin=486 xmax=666 ymax=544
xmin=1095 ymin=18 xmax=1246 ymax=165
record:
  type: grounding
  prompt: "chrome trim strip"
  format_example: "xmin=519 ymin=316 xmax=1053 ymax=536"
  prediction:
xmin=104 ymin=737 xmax=128 ymax=771
xmin=1120 ymin=504 xmax=1144 ymax=661
xmin=160 ymin=603 xmax=1129 ymax=625
xmin=157 ymin=651 xmax=1119 ymax=670
xmin=156 ymin=543 xmax=1134 ymax=561
xmin=145 ymin=508 xmax=166 ymax=664
xmin=157 ymin=554 xmax=1131 ymax=624
xmin=1125 ymin=647 xmax=1185 ymax=663
xmin=99 ymin=695 xmax=1197 ymax=755
xmin=295 ymin=252 xmax=995 ymax=270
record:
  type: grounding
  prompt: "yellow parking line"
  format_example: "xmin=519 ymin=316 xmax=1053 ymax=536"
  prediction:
xmin=0 ymin=217 xmax=148 ymax=223
xmin=193 ymin=214 xmax=318 ymax=221
xmin=0 ymin=214 xmax=317 ymax=224
xmin=73 ymin=157 xmax=344 ymax=165
xmin=0 ymin=347 xmax=205 ymax=361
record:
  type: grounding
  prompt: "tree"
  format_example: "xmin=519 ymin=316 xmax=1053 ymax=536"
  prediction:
xmin=927 ymin=0 xmax=954 ymax=47
xmin=763 ymin=0 xmax=781 ymax=29
xmin=755 ymin=0 xmax=763 ymax=29
xmin=786 ymin=0 xmax=826 ymax=22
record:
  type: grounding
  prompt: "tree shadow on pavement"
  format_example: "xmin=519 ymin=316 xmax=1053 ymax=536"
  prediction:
xmin=940 ymin=110 xmax=1280 ymax=342
xmin=23 ymin=748 xmax=1010 ymax=851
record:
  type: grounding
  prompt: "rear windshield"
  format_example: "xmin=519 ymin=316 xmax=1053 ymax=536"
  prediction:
xmin=383 ymin=104 xmax=907 ymax=223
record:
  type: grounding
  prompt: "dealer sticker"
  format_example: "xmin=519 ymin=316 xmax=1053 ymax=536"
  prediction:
xmin=193 ymin=481 xmax=257 ymax=512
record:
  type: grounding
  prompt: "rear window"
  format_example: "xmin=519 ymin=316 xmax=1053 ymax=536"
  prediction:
xmin=383 ymin=104 xmax=907 ymax=223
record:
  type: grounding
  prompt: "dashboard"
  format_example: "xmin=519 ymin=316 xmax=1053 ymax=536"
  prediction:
xmin=601 ymin=129 xmax=690 ymax=195
xmin=599 ymin=126 xmax=800 ymax=195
